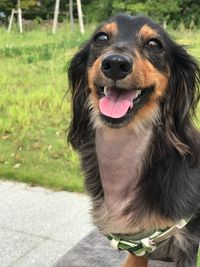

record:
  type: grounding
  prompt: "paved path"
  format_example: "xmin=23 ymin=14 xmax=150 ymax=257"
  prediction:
xmin=0 ymin=181 xmax=94 ymax=267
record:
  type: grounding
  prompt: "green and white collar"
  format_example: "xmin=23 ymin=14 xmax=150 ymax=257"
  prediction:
xmin=106 ymin=219 xmax=188 ymax=256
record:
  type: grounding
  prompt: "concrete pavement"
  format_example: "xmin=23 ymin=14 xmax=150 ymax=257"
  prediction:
xmin=0 ymin=181 xmax=94 ymax=267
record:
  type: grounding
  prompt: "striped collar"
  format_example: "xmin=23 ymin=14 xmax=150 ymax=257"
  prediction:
xmin=106 ymin=219 xmax=188 ymax=256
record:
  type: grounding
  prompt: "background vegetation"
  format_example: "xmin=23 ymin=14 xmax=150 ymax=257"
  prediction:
xmin=0 ymin=0 xmax=200 ymax=28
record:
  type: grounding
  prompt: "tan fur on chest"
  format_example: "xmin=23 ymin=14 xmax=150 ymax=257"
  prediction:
xmin=94 ymin=126 xmax=173 ymax=235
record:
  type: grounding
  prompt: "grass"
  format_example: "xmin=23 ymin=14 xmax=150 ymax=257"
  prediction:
xmin=0 ymin=24 xmax=95 ymax=192
xmin=0 ymin=25 xmax=200 ymax=194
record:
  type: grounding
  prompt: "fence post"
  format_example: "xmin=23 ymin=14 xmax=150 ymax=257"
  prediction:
xmin=8 ymin=9 xmax=15 ymax=33
xmin=53 ymin=0 xmax=61 ymax=34
xmin=76 ymin=0 xmax=84 ymax=35
xmin=69 ymin=0 xmax=74 ymax=31
xmin=18 ymin=8 xmax=23 ymax=33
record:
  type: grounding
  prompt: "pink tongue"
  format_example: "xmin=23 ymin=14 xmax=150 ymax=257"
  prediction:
xmin=99 ymin=88 xmax=137 ymax=119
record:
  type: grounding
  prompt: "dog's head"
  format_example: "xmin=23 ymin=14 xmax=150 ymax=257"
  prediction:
xmin=68 ymin=14 xmax=200 ymax=155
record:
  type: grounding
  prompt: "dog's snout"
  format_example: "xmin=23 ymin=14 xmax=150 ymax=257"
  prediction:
xmin=101 ymin=54 xmax=132 ymax=80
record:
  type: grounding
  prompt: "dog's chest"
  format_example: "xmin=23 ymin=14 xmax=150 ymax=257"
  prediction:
xmin=95 ymin=127 xmax=152 ymax=232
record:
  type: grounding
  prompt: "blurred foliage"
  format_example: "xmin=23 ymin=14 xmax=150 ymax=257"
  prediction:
xmin=82 ymin=0 xmax=200 ymax=28
xmin=0 ymin=0 xmax=16 ymax=14
xmin=113 ymin=0 xmax=180 ymax=24
xmin=0 ymin=0 xmax=200 ymax=28
xmin=0 ymin=0 xmax=68 ymax=20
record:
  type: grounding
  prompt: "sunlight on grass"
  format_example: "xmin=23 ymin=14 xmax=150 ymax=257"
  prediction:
xmin=0 ymin=24 xmax=91 ymax=192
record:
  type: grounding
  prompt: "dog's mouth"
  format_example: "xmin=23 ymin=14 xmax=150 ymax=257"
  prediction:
xmin=96 ymin=85 xmax=154 ymax=126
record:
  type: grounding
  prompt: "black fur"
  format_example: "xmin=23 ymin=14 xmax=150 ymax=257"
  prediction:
xmin=68 ymin=14 xmax=200 ymax=266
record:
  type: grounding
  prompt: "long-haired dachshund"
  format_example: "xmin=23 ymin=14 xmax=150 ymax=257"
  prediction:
xmin=68 ymin=14 xmax=200 ymax=267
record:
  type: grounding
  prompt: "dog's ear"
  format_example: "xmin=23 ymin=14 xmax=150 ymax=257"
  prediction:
xmin=162 ymin=44 xmax=200 ymax=157
xmin=68 ymin=41 xmax=93 ymax=150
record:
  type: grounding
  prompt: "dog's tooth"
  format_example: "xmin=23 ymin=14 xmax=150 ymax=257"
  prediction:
xmin=104 ymin=86 xmax=108 ymax=96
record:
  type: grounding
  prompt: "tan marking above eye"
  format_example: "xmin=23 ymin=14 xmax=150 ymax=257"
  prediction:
xmin=101 ymin=22 xmax=118 ymax=35
xmin=138 ymin=24 xmax=158 ymax=40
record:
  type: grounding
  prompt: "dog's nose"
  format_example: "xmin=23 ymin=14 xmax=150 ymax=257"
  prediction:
xmin=101 ymin=54 xmax=132 ymax=80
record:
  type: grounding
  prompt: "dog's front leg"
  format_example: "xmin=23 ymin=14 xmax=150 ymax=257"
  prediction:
xmin=122 ymin=253 xmax=148 ymax=267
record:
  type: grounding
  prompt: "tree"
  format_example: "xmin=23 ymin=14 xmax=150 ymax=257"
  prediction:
xmin=0 ymin=0 xmax=16 ymax=16
xmin=20 ymin=0 xmax=38 ymax=9
xmin=82 ymin=0 xmax=114 ymax=23
xmin=82 ymin=0 xmax=200 ymax=28
xmin=177 ymin=0 xmax=200 ymax=28
xmin=1 ymin=0 xmax=200 ymax=28
xmin=112 ymin=0 xmax=180 ymax=24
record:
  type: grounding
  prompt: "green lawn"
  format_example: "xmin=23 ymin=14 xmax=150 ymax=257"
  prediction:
xmin=0 ymin=25 xmax=200 ymax=193
xmin=0 ymin=24 xmax=94 ymax=192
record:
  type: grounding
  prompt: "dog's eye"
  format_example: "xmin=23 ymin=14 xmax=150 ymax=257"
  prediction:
xmin=94 ymin=32 xmax=109 ymax=46
xmin=147 ymin=39 xmax=163 ymax=51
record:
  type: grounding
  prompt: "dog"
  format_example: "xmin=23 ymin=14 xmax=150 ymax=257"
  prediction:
xmin=68 ymin=14 xmax=200 ymax=267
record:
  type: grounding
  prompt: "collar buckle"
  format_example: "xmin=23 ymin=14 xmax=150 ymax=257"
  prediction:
xmin=106 ymin=218 xmax=189 ymax=256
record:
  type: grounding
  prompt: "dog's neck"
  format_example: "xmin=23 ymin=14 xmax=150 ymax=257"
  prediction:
xmin=95 ymin=126 xmax=152 ymax=209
